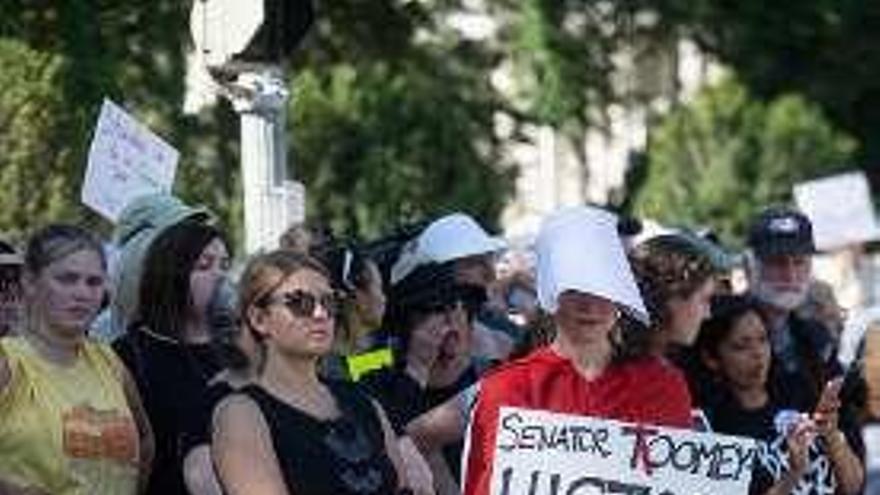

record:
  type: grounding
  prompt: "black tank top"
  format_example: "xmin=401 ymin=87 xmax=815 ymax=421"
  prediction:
xmin=241 ymin=382 xmax=400 ymax=495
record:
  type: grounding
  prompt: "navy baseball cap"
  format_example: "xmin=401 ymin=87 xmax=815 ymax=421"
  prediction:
xmin=747 ymin=206 xmax=816 ymax=257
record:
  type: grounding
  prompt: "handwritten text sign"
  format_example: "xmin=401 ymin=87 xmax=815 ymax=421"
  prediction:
xmin=491 ymin=407 xmax=757 ymax=495
xmin=82 ymin=99 xmax=179 ymax=222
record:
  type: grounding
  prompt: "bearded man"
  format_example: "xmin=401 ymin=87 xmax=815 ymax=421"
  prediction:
xmin=746 ymin=206 xmax=843 ymax=407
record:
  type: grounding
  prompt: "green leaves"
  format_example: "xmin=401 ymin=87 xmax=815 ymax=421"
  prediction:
xmin=0 ymin=39 xmax=83 ymax=241
xmin=632 ymin=77 xmax=855 ymax=246
xmin=282 ymin=0 xmax=520 ymax=238
xmin=3 ymin=0 xmax=874 ymax=249
xmin=291 ymin=57 xmax=515 ymax=237
xmin=0 ymin=0 xmax=516 ymax=246
xmin=662 ymin=0 xmax=880 ymax=167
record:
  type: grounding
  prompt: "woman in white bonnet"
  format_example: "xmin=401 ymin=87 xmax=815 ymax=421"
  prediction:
xmin=461 ymin=206 xmax=694 ymax=495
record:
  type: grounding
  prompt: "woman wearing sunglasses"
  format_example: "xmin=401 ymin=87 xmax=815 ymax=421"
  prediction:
xmin=212 ymin=250 xmax=412 ymax=495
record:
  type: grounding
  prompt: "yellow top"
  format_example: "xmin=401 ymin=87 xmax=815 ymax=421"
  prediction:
xmin=0 ymin=336 xmax=139 ymax=495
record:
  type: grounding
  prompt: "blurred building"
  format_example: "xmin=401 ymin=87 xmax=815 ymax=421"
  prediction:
xmin=444 ymin=3 xmax=725 ymax=240
xmin=496 ymin=35 xmax=724 ymax=240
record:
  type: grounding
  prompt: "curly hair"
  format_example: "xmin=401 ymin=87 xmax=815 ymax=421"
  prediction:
xmin=630 ymin=235 xmax=717 ymax=326
xmin=621 ymin=234 xmax=717 ymax=358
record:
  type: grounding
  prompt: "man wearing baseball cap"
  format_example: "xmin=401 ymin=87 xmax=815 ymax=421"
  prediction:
xmin=747 ymin=206 xmax=867 ymax=488
xmin=746 ymin=206 xmax=842 ymax=404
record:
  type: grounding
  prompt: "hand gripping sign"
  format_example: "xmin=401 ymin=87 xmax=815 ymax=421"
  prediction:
xmin=488 ymin=407 xmax=757 ymax=495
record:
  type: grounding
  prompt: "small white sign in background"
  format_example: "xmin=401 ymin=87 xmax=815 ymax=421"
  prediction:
xmin=82 ymin=99 xmax=179 ymax=222
xmin=489 ymin=407 xmax=756 ymax=495
xmin=794 ymin=172 xmax=880 ymax=251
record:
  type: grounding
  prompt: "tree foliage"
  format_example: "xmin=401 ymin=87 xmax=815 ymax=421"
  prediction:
xmin=0 ymin=1 xmax=241 ymax=244
xmin=0 ymin=0 xmax=521 ymax=245
xmin=632 ymin=77 xmax=856 ymax=245
xmin=289 ymin=1 xmax=516 ymax=237
xmin=654 ymin=1 xmax=880 ymax=174
xmin=491 ymin=0 xmax=679 ymax=141
xmin=2 ymin=1 xmax=878 ymax=246
xmin=0 ymin=40 xmax=74 ymax=240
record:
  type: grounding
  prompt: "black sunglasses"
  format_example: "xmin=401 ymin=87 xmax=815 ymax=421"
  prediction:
xmin=266 ymin=290 xmax=342 ymax=319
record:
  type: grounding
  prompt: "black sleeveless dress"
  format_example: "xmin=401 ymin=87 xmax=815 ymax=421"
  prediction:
xmin=240 ymin=381 xmax=401 ymax=495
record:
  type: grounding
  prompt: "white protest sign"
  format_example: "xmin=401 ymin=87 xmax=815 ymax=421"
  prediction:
xmin=793 ymin=172 xmax=880 ymax=251
xmin=82 ymin=99 xmax=179 ymax=222
xmin=490 ymin=407 xmax=757 ymax=495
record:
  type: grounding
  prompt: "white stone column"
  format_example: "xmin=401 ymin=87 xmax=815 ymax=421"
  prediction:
xmin=231 ymin=70 xmax=305 ymax=254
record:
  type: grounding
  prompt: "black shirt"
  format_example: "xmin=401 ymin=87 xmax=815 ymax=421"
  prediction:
xmin=708 ymin=394 xmax=797 ymax=494
xmin=423 ymin=364 xmax=481 ymax=480
xmin=240 ymin=381 xmax=400 ymax=495
xmin=764 ymin=311 xmax=841 ymax=408
xmin=360 ymin=361 xmax=485 ymax=482
xmin=114 ymin=330 xmax=222 ymax=495
xmin=706 ymin=384 xmax=853 ymax=495
xmin=360 ymin=361 xmax=484 ymax=433
xmin=180 ymin=380 xmax=235 ymax=456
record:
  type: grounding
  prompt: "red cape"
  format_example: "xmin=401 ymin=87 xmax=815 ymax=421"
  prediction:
xmin=462 ymin=347 xmax=693 ymax=495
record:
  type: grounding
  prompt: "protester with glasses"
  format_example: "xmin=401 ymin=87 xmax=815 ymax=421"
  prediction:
xmin=212 ymin=250 xmax=412 ymax=495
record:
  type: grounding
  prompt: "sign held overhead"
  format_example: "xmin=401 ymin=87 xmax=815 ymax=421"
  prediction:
xmin=82 ymin=99 xmax=179 ymax=222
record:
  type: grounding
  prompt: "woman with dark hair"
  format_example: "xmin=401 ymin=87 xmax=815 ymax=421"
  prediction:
xmin=462 ymin=207 xmax=694 ymax=495
xmin=0 ymin=225 xmax=152 ymax=495
xmin=359 ymin=260 xmax=487 ymax=426
xmin=212 ymin=250 xmax=412 ymax=494
xmin=695 ymin=295 xmax=864 ymax=494
xmin=114 ymin=218 xmax=231 ymax=495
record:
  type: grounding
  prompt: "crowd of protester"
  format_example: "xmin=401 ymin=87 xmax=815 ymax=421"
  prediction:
xmin=0 ymin=195 xmax=878 ymax=495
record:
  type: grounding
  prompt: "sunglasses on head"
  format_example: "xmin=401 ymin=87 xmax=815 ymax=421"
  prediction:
xmin=265 ymin=290 xmax=342 ymax=319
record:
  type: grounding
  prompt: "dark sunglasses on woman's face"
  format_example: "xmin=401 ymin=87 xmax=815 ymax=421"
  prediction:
xmin=266 ymin=290 xmax=342 ymax=319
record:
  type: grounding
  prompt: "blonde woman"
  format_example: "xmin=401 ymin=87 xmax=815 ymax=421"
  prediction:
xmin=213 ymin=250 xmax=413 ymax=494
xmin=0 ymin=225 xmax=153 ymax=495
